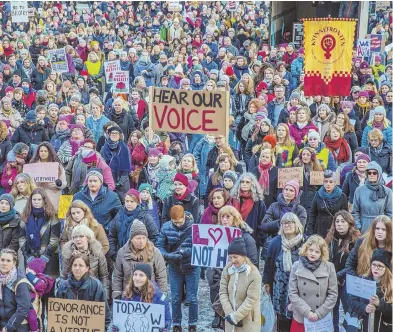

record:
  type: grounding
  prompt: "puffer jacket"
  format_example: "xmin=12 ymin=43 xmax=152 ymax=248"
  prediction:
xmin=11 ymin=122 xmax=50 ymax=145
xmin=112 ymin=239 xmax=167 ymax=299
xmin=291 ymin=56 xmax=304 ymax=86
xmin=231 ymin=94 xmax=253 ymax=124
xmin=61 ymin=239 xmax=109 ymax=297
xmin=0 ymin=212 xmax=21 ymax=251
xmin=50 ymin=130 xmax=71 ymax=152
xmin=107 ymin=109 xmax=136 ymax=141
xmin=367 ymin=141 xmax=392 ymax=176
xmin=108 ymin=207 xmax=158 ymax=260
xmin=156 ymin=212 xmax=195 ymax=273
xmin=362 ymin=123 xmax=393 ymax=148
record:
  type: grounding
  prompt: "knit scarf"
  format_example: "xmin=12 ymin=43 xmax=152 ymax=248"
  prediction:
xmin=372 ymin=121 xmax=385 ymax=131
xmin=26 ymin=207 xmax=46 ymax=253
xmin=257 ymin=161 xmax=272 ymax=195
xmin=300 ymin=255 xmax=321 ymax=272
xmin=317 ymin=186 xmax=343 ymax=206
xmin=0 ymin=267 xmax=17 ymax=300
xmin=119 ymin=206 xmax=140 ymax=248
xmin=1 ymin=107 xmax=12 ymax=118
xmin=0 ymin=209 xmax=17 ymax=224
xmin=355 ymin=169 xmax=366 ymax=185
xmin=281 ymin=234 xmax=304 ymax=272
xmin=68 ymin=272 xmax=89 ymax=290
xmin=71 ymin=154 xmax=88 ymax=193
xmin=365 ymin=179 xmax=387 ymax=202
xmin=174 ymin=188 xmax=189 ymax=201
xmin=277 ymin=194 xmax=295 ymax=216
xmin=324 ymin=137 xmax=350 ymax=163
xmin=200 ymin=203 xmax=220 ymax=225
xmin=232 ymin=191 xmax=254 ymax=220
xmin=70 ymin=138 xmax=83 ymax=156
xmin=147 ymin=162 xmax=161 ymax=188
xmin=101 ymin=139 xmax=131 ymax=178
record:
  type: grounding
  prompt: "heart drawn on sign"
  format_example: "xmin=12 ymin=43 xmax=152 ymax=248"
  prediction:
xmin=208 ymin=228 xmax=223 ymax=246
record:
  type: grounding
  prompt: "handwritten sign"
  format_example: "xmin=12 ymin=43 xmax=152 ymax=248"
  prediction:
xmin=277 ymin=167 xmax=303 ymax=188
xmin=346 ymin=274 xmax=377 ymax=299
xmin=168 ymin=1 xmax=182 ymax=12
xmin=104 ymin=60 xmax=121 ymax=84
xmin=48 ymin=48 xmax=69 ymax=73
xmin=48 ymin=298 xmax=105 ymax=332
xmin=113 ymin=71 xmax=130 ymax=94
xmin=113 ymin=300 xmax=165 ymax=331
xmin=369 ymin=34 xmax=385 ymax=53
xmin=310 ymin=171 xmax=324 ymax=185
xmin=305 ymin=312 xmax=333 ymax=332
xmin=150 ymin=87 xmax=229 ymax=137
xmin=192 ymin=224 xmax=241 ymax=268
xmin=11 ymin=2 xmax=29 ymax=23
xmin=23 ymin=162 xmax=59 ymax=183
xmin=356 ymin=39 xmax=371 ymax=58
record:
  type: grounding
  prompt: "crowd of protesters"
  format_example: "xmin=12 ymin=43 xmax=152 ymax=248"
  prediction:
xmin=0 ymin=1 xmax=391 ymax=332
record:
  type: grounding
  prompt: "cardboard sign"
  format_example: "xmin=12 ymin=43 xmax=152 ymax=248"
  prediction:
xmin=104 ymin=60 xmax=121 ymax=84
xmin=356 ymin=39 xmax=371 ymax=58
xmin=192 ymin=224 xmax=241 ymax=268
xmin=11 ymin=2 xmax=29 ymax=23
xmin=113 ymin=300 xmax=165 ymax=331
xmin=58 ymin=195 xmax=74 ymax=219
xmin=150 ymin=87 xmax=229 ymax=137
xmin=305 ymin=312 xmax=333 ymax=332
xmin=113 ymin=71 xmax=130 ymax=94
xmin=228 ymin=1 xmax=238 ymax=11
xmin=277 ymin=167 xmax=303 ymax=188
xmin=293 ymin=23 xmax=304 ymax=49
xmin=168 ymin=1 xmax=182 ymax=11
xmin=346 ymin=274 xmax=377 ymax=299
xmin=48 ymin=48 xmax=69 ymax=73
xmin=375 ymin=1 xmax=391 ymax=12
xmin=47 ymin=298 xmax=105 ymax=332
xmin=310 ymin=171 xmax=324 ymax=185
xmin=23 ymin=162 xmax=59 ymax=183
xmin=370 ymin=34 xmax=384 ymax=53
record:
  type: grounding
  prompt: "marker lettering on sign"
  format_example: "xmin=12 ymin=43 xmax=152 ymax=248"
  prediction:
xmin=192 ymin=246 xmax=213 ymax=266
xmin=216 ymin=248 xmax=228 ymax=267
xmin=192 ymin=224 xmax=209 ymax=245
xmin=225 ymin=228 xmax=242 ymax=243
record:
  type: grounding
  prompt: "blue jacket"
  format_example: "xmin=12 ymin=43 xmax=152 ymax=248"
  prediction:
xmin=86 ymin=115 xmax=110 ymax=143
xmin=291 ymin=57 xmax=304 ymax=86
xmin=233 ymin=64 xmax=250 ymax=80
xmin=121 ymin=284 xmax=172 ymax=329
xmin=205 ymin=42 xmax=218 ymax=57
xmin=194 ymin=137 xmax=215 ymax=196
xmin=73 ymin=184 xmax=122 ymax=233
xmin=157 ymin=212 xmax=195 ymax=273
xmin=202 ymin=59 xmax=218 ymax=72
xmin=133 ymin=60 xmax=155 ymax=87
xmin=362 ymin=123 xmax=393 ymax=148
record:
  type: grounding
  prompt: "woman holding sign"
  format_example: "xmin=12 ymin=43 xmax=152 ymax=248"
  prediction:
xmin=347 ymin=248 xmax=392 ymax=332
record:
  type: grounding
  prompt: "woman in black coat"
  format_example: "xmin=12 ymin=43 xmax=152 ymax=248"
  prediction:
xmin=306 ymin=170 xmax=348 ymax=237
xmin=11 ymin=111 xmax=50 ymax=146
xmin=0 ymin=194 xmax=21 ymax=252
xmin=107 ymin=98 xmax=137 ymax=142
xmin=30 ymin=56 xmax=51 ymax=91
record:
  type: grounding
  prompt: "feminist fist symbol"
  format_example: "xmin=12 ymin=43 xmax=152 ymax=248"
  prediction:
xmin=321 ymin=34 xmax=336 ymax=60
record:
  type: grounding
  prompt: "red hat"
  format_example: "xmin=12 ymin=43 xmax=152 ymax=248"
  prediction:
xmin=80 ymin=70 xmax=88 ymax=76
xmin=298 ymin=48 xmax=305 ymax=55
xmin=4 ymin=86 xmax=14 ymax=93
xmin=358 ymin=91 xmax=369 ymax=98
xmin=174 ymin=173 xmax=188 ymax=187
xmin=225 ymin=66 xmax=235 ymax=76
xmin=263 ymin=134 xmax=277 ymax=148
xmin=258 ymin=50 xmax=267 ymax=57
xmin=126 ymin=189 xmax=140 ymax=202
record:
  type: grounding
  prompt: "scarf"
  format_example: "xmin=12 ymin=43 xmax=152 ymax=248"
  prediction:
xmin=147 ymin=162 xmax=161 ymax=188
xmin=70 ymin=138 xmax=83 ymax=156
xmin=281 ymin=234 xmax=304 ymax=272
xmin=71 ymin=242 xmax=90 ymax=257
xmin=0 ymin=267 xmax=17 ymax=300
xmin=372 ymin=121 xmax=385 ymax=131
xmin=71 ymin=154 xmax=88 ymax=193
xmin=0 ymin=208 xmax=17 ymax=224
xmin=26 ymin=207 xmax=46 ymax=253
xmin=300 ymin=255 xmax=322 ymax=272
xmin=1 ymin=107 xmax=12 ymax=117
xmin=68 ymin=272 xmax=89 ymax=290
xmin=119 ymin=206 xmax=141 ymax=248
xmin=241 ymin=112 xmax=257 ymax=141
xmin=232 ymin=191 xmax=254 ymax=220
xmin=355 ymin=169 xmax=366 ymax=185
xmin=277 ymin=194 xmax=295 ymax=216
xmin=200 ymin=203 xmax=221 ymax=224
xmin=365 ymin=179 xmax=387 ymax=202
xmin=174 ymin=188 xmax=189 ymax=201
xmin=257 ymin=162 xmax=272 ymax=194
xmin=324 ymin=137 xmax=351 ymax=163
xmin=100 ymin=140 xmax=131 ymax=178
xmin=317 ymin=185 xmax=343 ymax=206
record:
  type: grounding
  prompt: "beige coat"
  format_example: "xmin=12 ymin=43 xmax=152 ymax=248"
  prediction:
xmin=112 ymin=239 xmax=167 ymax=299
xmin=219 ymin=263 xmax=261 ymax=332
xmin=288 ymin=260 xmax=338 ymax=323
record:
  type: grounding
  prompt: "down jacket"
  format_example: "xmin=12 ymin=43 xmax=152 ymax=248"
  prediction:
xmin=0 ymin=212 xmax=21 ymax=251
xmin=112 ymin=239 xmax=167 ymax=299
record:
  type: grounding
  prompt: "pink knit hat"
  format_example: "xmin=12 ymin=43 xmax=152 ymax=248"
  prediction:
xmin=284 ymin=179 xmax=300 ymax=197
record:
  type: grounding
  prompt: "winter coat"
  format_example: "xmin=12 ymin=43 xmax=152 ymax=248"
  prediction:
xmin=157 ymin=212 xmax=195 ymax=273
xmin=362 ymin=123 xmax=393 ymax=148
xmin=86 ymin=115 xmax=110 ymax=143
xmin=288 ymin=260 xmax=338 ymax=324
xmin=328 ymin=237 xmax=356 ymax=284
xmin=11 ymin=122 xmax=50 ymax=146
xmin=107 ymin=110 xmax=136 ymax=141
xmin=347 ymin=277 xmax=392 ymax=332
xmin=206 ymin=146 xmax=242 ymax=175
xmin=342 ymin=171 xmax=364 ymax=204
xmin=307 ymin=191 xmax=348 ymax=237
xmin=112 ymin=240 xmax=167 ymax=299
xmin=367 ymin=142 xmax=392 ymax=176
xmin=60 ymin=221 xmax=109 ymax=254
xmin=304 ymin=141 xmax=337 ymax=171
xmin=50 ymin=130 xmax=71 ymax=152
xmin=194 ymin=137 xmax=215 ymax=196
xmin=162 ymin=192 xmax=199 ymax=224
xmin=73 ymin=184 xmax=122 ymax=233
xmin=233 ymin=64 xmax=250 ymax=80
xmin=56 ymin=275 xmax=111 ymax=328
xmin=251 ymin=165 xmax=279 ymax=209
xmin=312 ymin=112 xmax=336 ymax=142
xmin=220 ymin=263 xmax=261 ymax=332
xmin=231 ymin=94 xmax=253 ymax=124
xmin=0 ymin=271 xmax=31 ymax=331
xmin=1 ymin=164 xmax=18 ymax=193
xmin=0 ymin=138 xmax=12 ymax=174
xmin=61 ymin=239 xmax=109 ymax=297
xmin=291 ymin=57 xmax=304 ymax=85
xmin=299 ymin=168 xmax=321 ymax=222
xmin=19 ymin=217 xmax=60 ymax=278
xmin=0 ymin=213 xmax=21 ymax=251
xmin=30 ymin=67 xmax=51 ymax=90
xmin=352 ymin=185 xmax=392 ymax=234
xmin=133 ymin=60 xmax=155 ymax=87
xmin=289 ymin=122 xmax=319 ymax=147
xmin=0 ymin=108 xmax=22 ymax=131
xmin=108 ymin=207 xmax=158 ymax=260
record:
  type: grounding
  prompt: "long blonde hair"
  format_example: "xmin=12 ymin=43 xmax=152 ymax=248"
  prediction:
xmin=377 ymin=267 xmax=392 ymax=303
xmin=217 ymin=206 xmax=246 ymax=229
xmin=64 ymin=200 xmax=99 ymax=230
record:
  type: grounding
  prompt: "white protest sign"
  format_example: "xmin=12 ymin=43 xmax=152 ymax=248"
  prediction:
xmin=23 ymin=162 xmax=59 ymax=183
xmin=48 ymin=48 xmax=69 ymax=73
xmin=304 ymin=312 xmax=333 ymax=332
xmin=346 ymin=274 xmax=376 ymax=299
xmin=192 ymin=224 xmax=241 ymax=268
xmin=113 ymin=71 xmax=130 ymax=94
xmin=11 ymin=2 xmax=29 ymax=23
xmin=113 ymin=300 xmax=165 ymax=331
xmin=104 ymin=60 xmax=121 ymax=84
xmin=356 ymin=39 xmax=371 ymax=58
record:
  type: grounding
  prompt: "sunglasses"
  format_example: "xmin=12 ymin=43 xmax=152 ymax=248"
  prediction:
xmin=367 ymin=171 xmax=378 ymax=175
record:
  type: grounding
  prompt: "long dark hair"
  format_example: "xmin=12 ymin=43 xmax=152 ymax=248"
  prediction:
xmin=30 ymin=142 xmax=61 ymax=163
xmin=22 ymin=188 xmax=57 ymax=222
xmin=124 ymin=273 xmax=155 ymax=303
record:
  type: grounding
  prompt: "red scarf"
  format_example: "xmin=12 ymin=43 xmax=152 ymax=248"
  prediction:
xmin=174 ymin=188 xmax=189 ymax=201
xmin=257 ymin=161 xmax=272 ymax=194
xmin=82 ymin=153 xmax=97 ymax=164
xmin=232 ymin=191 xmax=254 ymax=220
xmin=324 ymin=137 xmax=351 ymax=163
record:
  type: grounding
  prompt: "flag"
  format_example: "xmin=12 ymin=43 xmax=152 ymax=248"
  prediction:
xmin=303 ymin=18 xmax=357 ymax=96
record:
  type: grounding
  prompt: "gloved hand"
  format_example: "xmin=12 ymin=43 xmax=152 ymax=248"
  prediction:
xmin=166 ymin=252 xmax=182 ymax=261
xmin=115 ymin=183 xmax=121 ymax=190
xmin=111 ymin=325 xmax=119 ymax=332
xmin=225 ymin=314 xmax=243 ymax=327
xmin=55 ymin=179 xmax=62 ymax=187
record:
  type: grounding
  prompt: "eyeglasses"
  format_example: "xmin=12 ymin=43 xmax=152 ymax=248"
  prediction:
xmin=282 ymin=221 xmax=295 ymax=226
xmin=367 ymin=171 xmax=378 ymax=175
xmin=371 ymin=263 xmax=386 ymax=270
xmin=72 ymin=235 xmax=86 ymax=240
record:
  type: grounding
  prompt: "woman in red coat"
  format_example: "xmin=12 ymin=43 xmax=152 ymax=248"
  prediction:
xmin=289 ymin=106 xmax=318 ymax=147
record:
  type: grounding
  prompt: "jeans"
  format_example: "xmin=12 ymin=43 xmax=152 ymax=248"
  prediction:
xmin=169 ymin=265 xmax=201 ymax=326
xmin=333 ymin=284 xmax=348 ymax=332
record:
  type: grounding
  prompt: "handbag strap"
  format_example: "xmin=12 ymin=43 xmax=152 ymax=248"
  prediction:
xmin=168 ymin=225 xmax=192 ymax=253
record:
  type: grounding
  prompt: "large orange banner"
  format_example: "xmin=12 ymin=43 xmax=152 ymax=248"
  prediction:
xmin=303 ymin=18 xmax=357 ymax=96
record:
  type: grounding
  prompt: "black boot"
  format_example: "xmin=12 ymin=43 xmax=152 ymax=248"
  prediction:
xmin=212 ymin=313 xmax=221 ymax=328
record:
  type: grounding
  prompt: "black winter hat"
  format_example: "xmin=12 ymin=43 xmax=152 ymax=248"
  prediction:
xmin=134 ymin=263 xmax=152 ymax=280
xmin=228 ymin=237 xmax=247 ymax=257
xmin=371 ymin=248 xmax=392 ymax=270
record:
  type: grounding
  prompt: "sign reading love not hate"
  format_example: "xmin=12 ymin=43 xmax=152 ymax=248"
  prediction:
xmin=192 ymin=224 xmax=241 ymax=268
